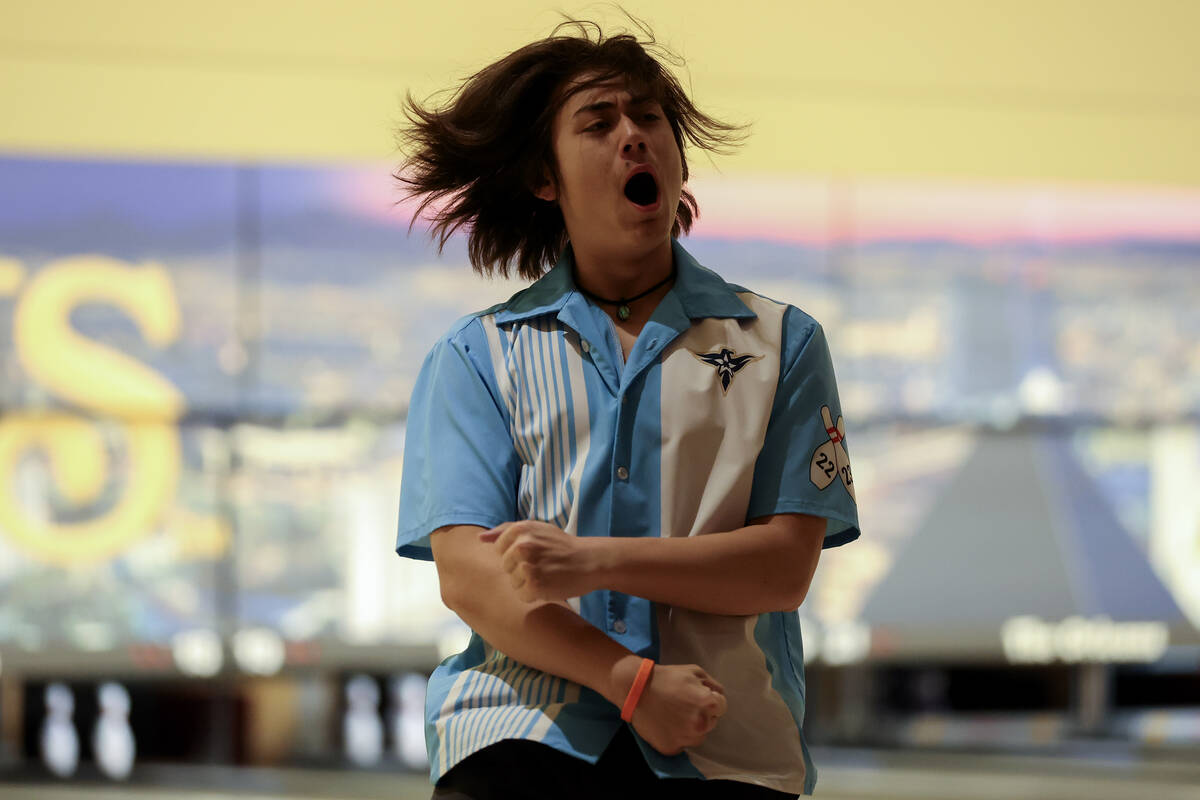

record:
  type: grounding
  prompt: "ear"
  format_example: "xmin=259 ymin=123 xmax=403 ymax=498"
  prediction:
xmin=533 ymin=167 xmax=558 ymax=203
xmin=535 ymin=178 xmax=556 ymax=203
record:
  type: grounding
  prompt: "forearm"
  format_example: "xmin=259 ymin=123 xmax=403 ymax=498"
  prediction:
xmin=435 ymin=526 xmax=642 ymax=708
xmin=589 ymin=519 xmax=821 ymax=615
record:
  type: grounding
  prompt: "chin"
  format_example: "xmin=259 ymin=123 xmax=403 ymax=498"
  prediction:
xmin=625 ymin=220 xmax=671 ymax=240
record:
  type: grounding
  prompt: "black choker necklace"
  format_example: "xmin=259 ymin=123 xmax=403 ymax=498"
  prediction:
xmin=574 ymin=266 xmax=676 ymax=321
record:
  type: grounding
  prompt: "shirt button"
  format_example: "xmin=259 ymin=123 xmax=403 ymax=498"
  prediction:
xmin=616 ymin=466 xmax=629 ymax=481
xmin=612 ymin=620 xmax=627 ymax=634
xmin=581 ymin=339 xmax=591 ymax=354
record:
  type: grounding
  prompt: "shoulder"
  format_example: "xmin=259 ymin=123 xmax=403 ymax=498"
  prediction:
xmin=442 ymin=277 xmax=558 ymax=340
xmin=434 ymin=300 xmax=509 ymax=351
xmin=425 ymin=284 xmax=545 ymax=370
xmin=727 ymin=283 xmax=824 ymax=351
xmin=417 ymin=312 xmax=499 ymax=387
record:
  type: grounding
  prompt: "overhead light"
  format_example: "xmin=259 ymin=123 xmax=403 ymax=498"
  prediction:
xmin=171 ymin=629 xmax=223 ymax=677
xmin=822 ymin=621 xmax=870 ymax=665
xmin=232 ymin=628 xmax=286 ymax=676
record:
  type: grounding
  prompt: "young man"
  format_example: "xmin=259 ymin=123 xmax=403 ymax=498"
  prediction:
xmin=394 ymin=17 xmax=859 ymax=800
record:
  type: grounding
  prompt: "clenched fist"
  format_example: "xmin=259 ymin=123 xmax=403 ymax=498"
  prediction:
xmin=627 ymin=663 xmax=727 ymax=755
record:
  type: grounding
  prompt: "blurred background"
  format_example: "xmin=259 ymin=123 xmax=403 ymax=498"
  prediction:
xmin=1 ymin=1 xmax=1198 ymax=798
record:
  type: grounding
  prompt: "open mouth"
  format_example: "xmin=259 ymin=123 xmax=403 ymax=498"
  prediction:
xmin=623 ymin=171 xmax=659 ymax=208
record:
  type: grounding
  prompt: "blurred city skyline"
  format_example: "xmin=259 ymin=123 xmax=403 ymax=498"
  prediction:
xmin=0 ymin=155 xmax=1197 ymax=679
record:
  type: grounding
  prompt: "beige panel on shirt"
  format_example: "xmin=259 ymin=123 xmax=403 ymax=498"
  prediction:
xmin=657 ymin=293 xmax=807 ymax=793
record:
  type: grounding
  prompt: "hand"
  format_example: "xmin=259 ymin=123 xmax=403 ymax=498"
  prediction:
xmin=479 ymin=521 xmax=600 ymax=603
xmin=625 ymin=662 xmax=727 ymax=756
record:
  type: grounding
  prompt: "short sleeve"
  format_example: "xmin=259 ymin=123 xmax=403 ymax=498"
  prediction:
xmin=746 ymin=308 xmax=860 ymax=548
xmin=395 ymin=318 xmax=521 ymax=561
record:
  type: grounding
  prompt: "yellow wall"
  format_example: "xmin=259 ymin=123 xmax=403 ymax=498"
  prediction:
xmin=3 ymin=0 xmax=1198 ymax=184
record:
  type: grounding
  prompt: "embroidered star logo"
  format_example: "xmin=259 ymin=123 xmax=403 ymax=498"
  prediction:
xmin=692 ymin=347 xmax=764 ymax=394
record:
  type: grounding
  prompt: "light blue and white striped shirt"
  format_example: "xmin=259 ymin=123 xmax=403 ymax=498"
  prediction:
xmin=396 ymin=237 xmax=859 ymax=795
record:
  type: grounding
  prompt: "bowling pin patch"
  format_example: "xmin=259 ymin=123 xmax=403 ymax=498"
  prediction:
xmin=810 ymin=405 xmax=855 ymax=502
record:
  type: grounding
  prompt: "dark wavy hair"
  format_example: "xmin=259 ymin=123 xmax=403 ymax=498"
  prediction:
xmin=393 ymin=12 xmax=750 ymax=280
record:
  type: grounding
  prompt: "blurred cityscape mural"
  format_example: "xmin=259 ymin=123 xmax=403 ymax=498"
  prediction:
xmin=1 ymin=154 xmax=1199 ymax=765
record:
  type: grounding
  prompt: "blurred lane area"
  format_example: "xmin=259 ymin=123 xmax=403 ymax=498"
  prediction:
xmin=3 ymin=749 xmax=1199 ymax=800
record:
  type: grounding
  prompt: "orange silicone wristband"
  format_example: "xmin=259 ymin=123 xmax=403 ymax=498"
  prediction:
xmin=620 ymin=658 xmax=655 ymax=722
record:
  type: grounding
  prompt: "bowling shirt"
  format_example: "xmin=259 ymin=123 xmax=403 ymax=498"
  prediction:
xmin=395 ymin=237 xmax=860 ymax=795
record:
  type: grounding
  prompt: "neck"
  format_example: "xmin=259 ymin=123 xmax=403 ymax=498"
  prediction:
xmin=571 ymin=237 xmax=673 ymax=304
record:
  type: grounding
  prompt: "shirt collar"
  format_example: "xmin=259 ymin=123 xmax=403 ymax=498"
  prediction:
xmin=493 ymin=237 xmax=756 ymax=325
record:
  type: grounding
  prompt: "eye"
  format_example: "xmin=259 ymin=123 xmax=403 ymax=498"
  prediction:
xmin=585 ymin=120 xmax=609 ymax=132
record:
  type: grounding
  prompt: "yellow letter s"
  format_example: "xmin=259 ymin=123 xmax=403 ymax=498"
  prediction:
xmin=0 ymin=255 xmax=185 ymax=564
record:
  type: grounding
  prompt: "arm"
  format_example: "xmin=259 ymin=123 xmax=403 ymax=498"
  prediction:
xmin=432 ymin=523 xmax=727 ymax=755
xmin=432 ymin=523 xmax=637 ymax=707
xmin=593 ymin=513 xmax=824 ymax=615
xmin=484 ymin=512 xmax=824 ymax=616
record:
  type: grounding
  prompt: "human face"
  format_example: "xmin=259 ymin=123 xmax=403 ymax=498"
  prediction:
xmin=537 ymin=76 xmax=683 ymax=258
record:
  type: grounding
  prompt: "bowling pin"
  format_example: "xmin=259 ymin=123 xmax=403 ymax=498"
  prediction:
xmin=40 ymin=683 xmax=78 ymax=778
xmin=831 ymin=410 xmax=855 ymax=501
xmin=93 ymin=682 xmax=135 ymax=780
xmin=810 ymin=405 xmax=838 ymax=490
xmin=817 ymin=406 xmax=855 ymax=501
xmin=343 ymin=674 xmax=383 ymax=767
xmin=390 ymin=673 xmax=428 ymax=768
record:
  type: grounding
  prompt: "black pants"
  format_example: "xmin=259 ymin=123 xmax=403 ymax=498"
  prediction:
xmin=432 ymin=723 xmax=798 ymax=799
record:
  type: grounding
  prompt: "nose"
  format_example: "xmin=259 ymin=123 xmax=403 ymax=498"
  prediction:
xmin=620 ymin=115 xmax=648 ymax=154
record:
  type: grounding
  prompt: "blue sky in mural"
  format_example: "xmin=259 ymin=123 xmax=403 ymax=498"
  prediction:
xmin=0 ymin=156 xmax=240 ymax=223
xmin=0 ymin=156 xmax=238 ymax=258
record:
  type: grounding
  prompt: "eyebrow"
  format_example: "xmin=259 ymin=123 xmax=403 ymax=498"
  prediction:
xmin=572 ymin=95 xmax=655 ymax=118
